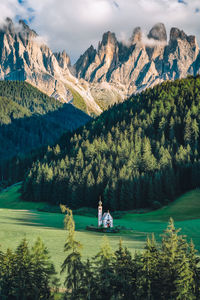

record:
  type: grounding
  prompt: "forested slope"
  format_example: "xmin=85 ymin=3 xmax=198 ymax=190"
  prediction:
xmin=0 ymin=81 xmax=90 ymax=163
xmin=22 ymin=76 xmax=200 ymax=210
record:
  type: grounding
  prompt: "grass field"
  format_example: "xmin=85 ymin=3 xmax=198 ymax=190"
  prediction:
xmin=1 ymin=184 xmax=200 ymax=284
xmin=66 ymin=85 xmax=87 ymax=113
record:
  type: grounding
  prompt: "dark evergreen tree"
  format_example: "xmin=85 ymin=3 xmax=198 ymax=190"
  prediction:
xmin=0 ymin=238 xmax=57 ymax=300
xmin=112 ymin=239 xmax=136 ymax=300
xmin=93 ymin=236 xmax=115 ymax=300
xmin=61 ymin=205 xmax=84 ymax=299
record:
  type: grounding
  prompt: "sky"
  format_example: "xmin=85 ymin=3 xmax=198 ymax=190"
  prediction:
xmin=0 ymin=0 xmax=199 ymax=63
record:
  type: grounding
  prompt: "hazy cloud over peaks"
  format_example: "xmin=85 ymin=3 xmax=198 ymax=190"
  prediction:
xmin=0 ymin=0 xmax=199 ymax=63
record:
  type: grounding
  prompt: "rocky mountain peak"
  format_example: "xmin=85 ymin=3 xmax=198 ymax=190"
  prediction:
xmin=0 ymin=17 xmax=15 ymax=36
xmin=18 ymin=19 xmax=37 ymax=36
xmin=17 ymin=20 xmax=38 ymax=47
xmin=75 ymin=23 xmax=200 ymax=110
xmin=54 ymin=50 xmax=71 ymax=68
xmin=130 ymin=27 xmax=142 ymax=44
xmin=83 ymin=45 xmax=96 ymax=59
xmin=96 ymin=31 xmax=119 ymax=72
xmin=101 ymin=31 xmax=117 ymax=46
xmin=187 ymin=35 xmax=197 ymax=48
xmin=87 ymin=45 xmax=96 ymax=57
xmin=170 ymin=27 xmax=197 ymax=48
xmin=74 ymin=45 xmax=96 ymax=77
xmin=0 ymin=17 xmax=102 ymax=115
xmin=148 ymin=23 xmax=167 ymax=41
xmin=170 ymin=27 xmax=187 ymax=41
xmin=0 ymin=18 xmax=37 ymax=38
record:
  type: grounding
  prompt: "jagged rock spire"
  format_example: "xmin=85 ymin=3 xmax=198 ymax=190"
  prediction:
xmin=148 ymin=23 xmax=167 ymax=41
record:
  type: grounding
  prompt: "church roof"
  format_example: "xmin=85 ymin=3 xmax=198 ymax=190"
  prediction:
xmin=102 ymin=212 xmax=113 ymax=220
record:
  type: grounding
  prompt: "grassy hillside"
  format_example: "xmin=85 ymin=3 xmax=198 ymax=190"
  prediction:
xmin=1 ymin=184 xmax=200 ymax=286
xmin=0 ymin=183 xmax=50 ymax=210
xmin=124 ymin=189 xmax=200 ymax=222
xmin=67 ymin=86 xmax=87 ymax=113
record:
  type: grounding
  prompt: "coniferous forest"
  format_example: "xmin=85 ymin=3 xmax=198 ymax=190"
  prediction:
xmin=0 ymin=81 xmax=90 ymax=184
xmin=0 ymin=81 xmax=90 ymax=162
xmin=22 ymin=76 xmax=200 ymax=210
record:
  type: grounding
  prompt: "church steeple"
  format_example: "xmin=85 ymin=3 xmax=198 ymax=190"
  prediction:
xmin=98 ymin=197 xmax=103 ymax=227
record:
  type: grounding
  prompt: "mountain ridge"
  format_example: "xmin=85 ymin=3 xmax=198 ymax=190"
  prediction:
xmin=75 ymin=23 xmax=200 ymax=109
xmin=0 ymin=18 xmax=200 ymax=113
xmin=0 ymin=18 xmax=102 ymax=115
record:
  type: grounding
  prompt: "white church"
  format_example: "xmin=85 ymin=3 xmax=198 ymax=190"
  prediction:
xmin=98 ymin=200 xmax=113 ymax=228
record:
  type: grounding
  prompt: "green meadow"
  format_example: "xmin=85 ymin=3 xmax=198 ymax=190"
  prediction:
xmin=1 ymin=184 xmax=200 ymax=284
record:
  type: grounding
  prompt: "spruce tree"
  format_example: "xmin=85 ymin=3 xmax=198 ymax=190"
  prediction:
xmin=188 ymin=240 xmax=200 ymax=298
xmin=31 ymin=237 xmax=58 ymax=299
xmin=12 ymin=239 xmax=33 ymax=300
xmin=77 ymin=258 xmax=96 ymax=300
xmin=61 ymin=205 xmax=84 ymax=299
xmin=112 ymin=239 xmax=135 ymax=300
xmin=93 ymin=236 xmax=115 ymax=300
xmin=173 ymin=253 xmax=194 ymax=300
xmin=139 ymin=234 xmax=159 ymax=300
xmin=160 ymin=218 xmax=195 ymax=300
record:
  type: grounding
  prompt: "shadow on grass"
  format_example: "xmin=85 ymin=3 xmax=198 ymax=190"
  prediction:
xmin=8 ymin=222 xmax=64 ymax=230
xmin=2 ymin=212 xmax=64 ymax=230
xmin=79 ymin=227 xmax=150 ymax=242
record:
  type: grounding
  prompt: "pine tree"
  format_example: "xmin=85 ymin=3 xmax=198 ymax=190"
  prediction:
xmin=0 ymin=248 xmax=16 ymax=299
xmin=173 ymin=253 xmax=195 ymax=300
xmin=184 ymin=111 xmax=192 ymax=145
xmin=31 ymin=237 xmax=58 ymax=299
xmin=0 ymin=238 xmax=57 ymax=300
xmin=188 ymin=240 xmax=200 ymax=298
xmin=77 ymin=259 xmax=96 ymax=300
xmin=142 ymin=137 xmax=157 ymax=172
xmin=160 ymin=218 xmax=195 ymax=299
xmin=12 ymin=239 xmax=33 ymax=300
xmin=93 ymin=236 xmax=115 ymax=300
xmin=139 ymin=234 xmax=160 ymax=300
xmin=112 ymin=239 xmax=135 ymax=299
xmin=61 ymin=206 xmax=84 ymax=299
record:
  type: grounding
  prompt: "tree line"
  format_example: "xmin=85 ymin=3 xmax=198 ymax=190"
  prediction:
xmin=2 ymin=209 xmax=199 ymax=299
xmin=22 ymin=75 xmax=200 ymax=210
xmin=0 ymin=238 xmax=58 ymax=299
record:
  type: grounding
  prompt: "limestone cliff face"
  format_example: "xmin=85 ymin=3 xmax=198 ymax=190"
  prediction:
xmin=163 ymin=28 xmax=199 ymax=79
xmin=1 ymin=19 xmax=200 ymax=113
xmin=75 ymin=23 xmax=200 ymax=109
xmin=0 ymin=18 xmax=102 ymax=115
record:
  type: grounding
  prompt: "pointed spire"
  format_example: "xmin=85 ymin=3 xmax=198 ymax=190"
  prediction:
xmin=148 ymin=23 xmax=167 ymax=41
xmin=99 ymin=196 xmax=102 ymax=207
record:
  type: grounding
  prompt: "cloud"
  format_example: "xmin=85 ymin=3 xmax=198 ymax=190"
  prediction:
xmin=0 ymin=0 xmax=200 ymax=63
xmin=142 ymin=35 xmax=167 ymax=47
xmin=0 ymin=0 xmax=25 ymax=24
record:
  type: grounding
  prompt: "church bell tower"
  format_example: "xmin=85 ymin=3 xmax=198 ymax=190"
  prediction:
xmin=98 ymin=199 xmax=102 ymax=227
